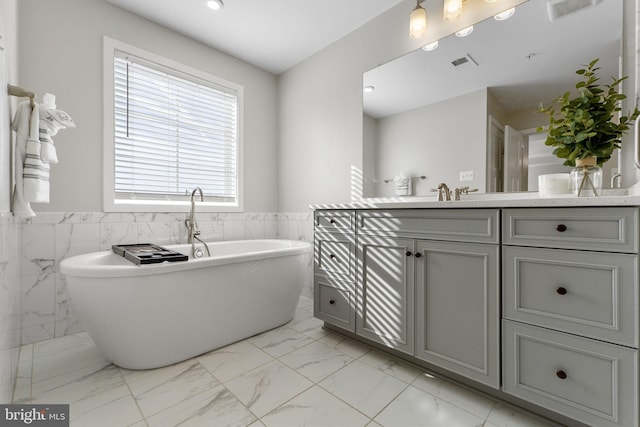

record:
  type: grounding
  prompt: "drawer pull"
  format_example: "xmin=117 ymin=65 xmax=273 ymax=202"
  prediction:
xmin=556 ymin=224 xmax=567 ymax=232
xmin=556 ymin=286 xmax=568 ymax=295
xmin=329 ymin=219 xmax=336 ymax=224
xmin=406 ymin=251 xmax=413 ymax=257
xmin=556 ymin=370 xmax=567 ymax=380
xmin=415 ymin=252 xmax=422 ymax=258
xmin=329 ymin=254 xmax=336 ymax=259
xmin=329 ymin=299 xmax=336 ymax=305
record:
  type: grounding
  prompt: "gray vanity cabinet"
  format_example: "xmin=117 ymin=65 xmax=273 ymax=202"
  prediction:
xmin=414 ymin=240 xmax=500 ymax=389
xmin=355 ymin=235 xmax=415 ymax=355
xmin=502 ymin=207 xmax=639 ymax=427
xmin=313 ymin=210 xmax=357 ymax=332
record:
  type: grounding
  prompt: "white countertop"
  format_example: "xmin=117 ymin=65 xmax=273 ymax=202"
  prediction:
xmin=310 ymin=190 xmax=640 ymax=210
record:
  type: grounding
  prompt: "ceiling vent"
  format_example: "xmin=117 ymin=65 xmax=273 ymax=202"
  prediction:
xmin=547 ymin=0 xmax=601 ymax=21
xmin=450 ymin=54 xmax=478 ymax=69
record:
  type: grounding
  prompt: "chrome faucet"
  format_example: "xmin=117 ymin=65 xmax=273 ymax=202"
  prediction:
xmin=611 ymin=173 xmax=622 ymax=188
xmin=185 ymin=187 xmax=210 ymax=258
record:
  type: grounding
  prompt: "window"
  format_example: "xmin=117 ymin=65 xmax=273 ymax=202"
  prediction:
xmin=103 ymin=38 xmax=243 ymax=212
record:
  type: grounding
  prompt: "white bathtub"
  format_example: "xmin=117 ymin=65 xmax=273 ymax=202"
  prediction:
xmin=60 ymin=239 xmax=312 ymax=370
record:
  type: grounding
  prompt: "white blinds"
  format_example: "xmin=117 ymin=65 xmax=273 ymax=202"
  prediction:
xmin=113 ymin=54 xmax=238 ymax=202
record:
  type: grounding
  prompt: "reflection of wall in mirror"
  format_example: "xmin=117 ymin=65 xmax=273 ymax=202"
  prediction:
xmin=370 ymin=89 xmax=487 ymax=197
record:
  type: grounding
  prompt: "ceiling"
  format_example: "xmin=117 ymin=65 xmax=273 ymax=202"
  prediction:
xmin=104 ymin=0 xmax=405 ymax=74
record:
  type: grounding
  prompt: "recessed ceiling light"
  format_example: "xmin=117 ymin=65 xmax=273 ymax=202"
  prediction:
xmin=455 ymin=25 xmax=474 ymax=37
xmin=363 ymin=86 xmax=375 ymax=93
xmin=422 ymin=41 xmax=439 ymax=51
xmin=206 ymin=0 xmax=224 ymax=11
xmin=494 ymin=8 xmax=515 ymax=20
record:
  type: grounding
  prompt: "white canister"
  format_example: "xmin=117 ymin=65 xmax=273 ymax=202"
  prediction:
xmin=538 ymin=173 xmax=571 ymax=197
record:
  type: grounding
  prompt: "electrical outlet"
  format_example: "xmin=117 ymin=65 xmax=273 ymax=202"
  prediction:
xmin=460 ymin=170 xmax=473 ymax=181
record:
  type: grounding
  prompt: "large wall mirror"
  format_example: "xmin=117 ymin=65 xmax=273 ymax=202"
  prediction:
xmin=362 ymin=0 xmax=621 ymax=197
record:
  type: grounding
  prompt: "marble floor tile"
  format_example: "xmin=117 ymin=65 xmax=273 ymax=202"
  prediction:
xmin=412 ymin=371 xmax=496 ymax=420
xmin=319 ymin=333 xmax=370 ymax=359
xmin=248 ymin=326 xmax=315 ymax=358
xmin=374 ymin=386 xmax=485 ymax=427
xmin=122 ymin=360 xmax=220 ymax=418
xmin=485 ymin=403 xmax=558 ymax=427
xmin=261 ymin=385 xmax=370 ymax=427
xmin=319 ymin=360 xmax=408 ymax=418
xmin=224 ymin=360 xmax=313 ymax=418
xmin=358 ymin=350 xmax=422 ymax=383
xmin=198 ymin=340 xmax=274 ymax=383
xmin=13 ymin=296 xmax=558 ymax=427
xmin=146 ymin=382 xmax=256 ymax=427
xmin=279 ymin=340 xmax=354 ymax=383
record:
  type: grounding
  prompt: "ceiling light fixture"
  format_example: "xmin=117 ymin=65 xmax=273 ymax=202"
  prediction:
xmin=206 ymin=0 xmax=224 ymax=11
xmin=409 ymin=0 xmax=427 ymax=39
xmin=455 ymin=25 xmax=474 ymax=37
xmin=494 ymin=7 xmax=515 ymax=20
xmin=443 ymin=0 xmax=463 ymax=22
xmin=422 ymin=40 xmax=439 ymax=51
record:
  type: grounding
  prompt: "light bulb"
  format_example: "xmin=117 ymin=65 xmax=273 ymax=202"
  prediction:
xmin=409 ymin=5 xmax=427 ymax=39
xmin=422 ymin=41 xmax=439 ymax=51
xmin=443 ymin=0 xmax=463 ymax=22
xmin=455 ymin=25 xmax=474 ymax=37
xmin=206 ymin=0 xmax=224 ymax=11
xmin=494 ymin=7 xmax=515 ymax=21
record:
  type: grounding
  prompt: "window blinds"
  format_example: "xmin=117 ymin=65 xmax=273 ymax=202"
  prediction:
xmin=113 ymin=54 xmax=238 ymax=202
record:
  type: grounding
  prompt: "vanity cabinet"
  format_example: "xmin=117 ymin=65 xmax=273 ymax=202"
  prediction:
xmin=355 ymin=209 xmax=500 ymax=386
xmin=313 ymin=205 xmax=640 ymax=427
xmin=502 ymin=207 xmax=639 ymax=427
xmin=313 ymin=210 xmax=357 ymax=332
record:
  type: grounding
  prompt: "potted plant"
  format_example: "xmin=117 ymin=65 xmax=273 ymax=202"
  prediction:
xmin=537 ymin=58 xmax=639 ymax=196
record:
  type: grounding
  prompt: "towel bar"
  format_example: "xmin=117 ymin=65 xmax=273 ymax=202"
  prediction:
xmin=7 ymin=84 xmax=35 ymax=107
xmin=383 ymin=175 xmax=426 ymax=184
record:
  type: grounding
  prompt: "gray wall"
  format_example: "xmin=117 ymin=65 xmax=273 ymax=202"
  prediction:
xmin=17 ymin=0 xmax=279 ymax=213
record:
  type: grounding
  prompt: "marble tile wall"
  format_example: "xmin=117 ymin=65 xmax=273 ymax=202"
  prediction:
xmin=0 ymin=213 xmax=21 ymax=403
xmin=18 ymin=211 xmax=314 ymax=346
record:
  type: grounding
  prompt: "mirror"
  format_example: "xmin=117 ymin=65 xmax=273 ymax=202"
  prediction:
xmin=362 ymin=0 xmax=622 ymax=197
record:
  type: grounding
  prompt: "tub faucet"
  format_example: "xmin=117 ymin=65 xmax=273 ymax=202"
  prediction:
xmin=185 ymin=187 xmax=210 ymax=258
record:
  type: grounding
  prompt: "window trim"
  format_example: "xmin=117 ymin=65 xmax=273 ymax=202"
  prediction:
xmin=103 ymin=37 xmax=244 ymax=212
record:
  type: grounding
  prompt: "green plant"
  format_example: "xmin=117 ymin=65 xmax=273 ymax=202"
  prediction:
xmin=537 ymin=58 xmax=640 ymax=167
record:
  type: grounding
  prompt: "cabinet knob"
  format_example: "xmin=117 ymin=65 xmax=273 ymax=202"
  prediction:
xmin=556 ymin=370 xmax=567 ymax=380
xmin=329 ymin=299 xmax=336 ymax=305
xmin=556 ymin=224 xmax=567 ymax=232
xmin=406 ymin=251 xmax=412 ymax=257
xmin=556 ymin=286 xmax=567 ymax=295
xmin=329 ymin=219 xmax=336 ymax=224
xmin=415 ymin=252 xmax=422 ymax=258
xmin=329 ymin=254 xmax=336 ymax=259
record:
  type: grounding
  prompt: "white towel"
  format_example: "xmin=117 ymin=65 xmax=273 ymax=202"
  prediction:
xmin=394 ymin=172 xmax=412 ymax=196
xmin=22 ymin=104 xmax=50 ymax=203
xmin=10 ymin=101 xmax=36 ymax=217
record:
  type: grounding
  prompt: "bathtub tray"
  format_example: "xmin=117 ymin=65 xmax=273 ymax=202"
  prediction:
xmin=112 ymin=244 xmax=188 ymax=265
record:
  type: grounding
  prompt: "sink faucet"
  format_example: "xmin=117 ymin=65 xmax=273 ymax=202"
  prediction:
xmin=436 ymin=183 xmax=451 ymax=201
xmin=185 ymin=187 xmax=210 ymax=258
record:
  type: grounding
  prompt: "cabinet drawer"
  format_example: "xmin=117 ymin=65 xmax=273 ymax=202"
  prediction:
xmin=503 ymin=320 xmax=636 ymax=427
xmin=503 ymin=207 xmax=638 ymax=252
xmin=315 ymin=210 xmax=355 ymax=233
xmin=314 ymin=232 xmax=355 ymax=280
xmin=357 ymin=209 xmax=499 ymax=244
xmin=314 ymin=277 xmax=355 ymax=331
xmin=503 ymin=246 xmax=638 ymax=347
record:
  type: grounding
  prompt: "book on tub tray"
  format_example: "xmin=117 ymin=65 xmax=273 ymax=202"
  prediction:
xmin=112 ymin=243 xmax=188 ymax=265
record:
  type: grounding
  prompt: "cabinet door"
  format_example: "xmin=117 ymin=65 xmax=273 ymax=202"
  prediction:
xmin=415 ymin=240 xmax=500 ymax=388
xmin=356 ymin=236 xmax=414 ymax=355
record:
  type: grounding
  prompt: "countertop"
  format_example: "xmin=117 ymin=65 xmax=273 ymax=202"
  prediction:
xmin=310 ymin=190 xmax=640 ymax=210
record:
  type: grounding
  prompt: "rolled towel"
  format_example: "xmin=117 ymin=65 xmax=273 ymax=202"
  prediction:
xmin=394 ymin=172 xmax=412 ymax=196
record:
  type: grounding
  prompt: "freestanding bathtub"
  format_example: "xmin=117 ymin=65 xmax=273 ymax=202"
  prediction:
xmin=59 ymin=239 xmax=312 ymax=370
